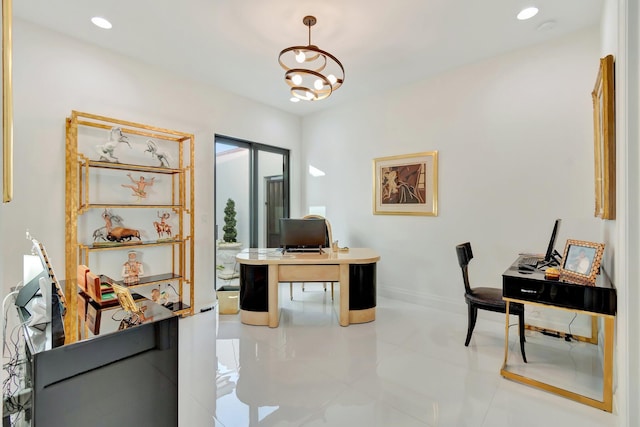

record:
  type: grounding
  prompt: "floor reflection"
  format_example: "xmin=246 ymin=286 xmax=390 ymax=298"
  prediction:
xmin=180 ymin=283 xmax=618 ymax=427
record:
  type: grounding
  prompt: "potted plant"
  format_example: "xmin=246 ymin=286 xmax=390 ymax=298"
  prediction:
xmin=217 ymin=198 xmax=242 ymax=279
xmin=222 ymin=198 xmax=238 ymax=243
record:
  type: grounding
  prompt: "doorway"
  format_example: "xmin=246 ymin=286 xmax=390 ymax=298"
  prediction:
xmin=214 ymin=135 xmax=290 ymax=291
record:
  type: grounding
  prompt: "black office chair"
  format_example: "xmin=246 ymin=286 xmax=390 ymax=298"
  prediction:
xmin=289 ymin=215 xmax=335 ymax=301
xmin=456 ymin=242 xmax=527 ymax=363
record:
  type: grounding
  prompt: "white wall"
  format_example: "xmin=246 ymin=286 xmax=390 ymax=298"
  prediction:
xmin=0 ymin=19 xmax=302 ymax=311
xmin=303 ymin=28 xmax=601 ymax=320
xmin=603 ymin=0 xmax=640 ymax=424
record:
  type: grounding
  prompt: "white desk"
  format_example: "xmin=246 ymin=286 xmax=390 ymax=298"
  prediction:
xmin=236 ymin=248 xmax=380 ymax=327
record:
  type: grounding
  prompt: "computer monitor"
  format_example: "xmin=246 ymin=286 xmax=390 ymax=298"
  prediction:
xmin=280 ymin=218 xmax=327 ymax=252
xmin=543 ymin=219 xmax=562 ymax=265
xmin=15 ymin=266 xmax=49 ymax=318
xmin=16 ymin=237 xmax=66 ymax=347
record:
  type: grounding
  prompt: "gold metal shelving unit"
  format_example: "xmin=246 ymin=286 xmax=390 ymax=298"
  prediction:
xmin=65 ymin=111 xmax=195 ymax=342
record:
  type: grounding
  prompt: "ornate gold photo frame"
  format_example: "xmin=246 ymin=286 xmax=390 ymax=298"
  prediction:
xmin=592 ymin=54 xmax=615 ymax=220
xmin=373 ymin=151 xmax=438 ymax=216
xmin=111 ymin=283 xmax=143 ymax=315
xmin=559 ymin=239 xmax=605 ymax=286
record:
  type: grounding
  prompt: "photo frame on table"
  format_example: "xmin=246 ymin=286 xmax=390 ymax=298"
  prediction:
xmin=559 ymin=239 xmax=605 ymax=286
xmin=592 ymin=54 xmax=616 ymax=220
xmin=373 ymin=151 xmax=438 ymax=216
xmin=111 ymin=283 xmax=143 ymax=316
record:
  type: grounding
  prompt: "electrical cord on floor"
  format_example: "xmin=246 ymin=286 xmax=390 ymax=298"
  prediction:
xmin=566 ymin=312 xmax=578 ymax=341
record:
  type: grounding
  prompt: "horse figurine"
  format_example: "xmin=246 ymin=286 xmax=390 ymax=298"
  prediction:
xmin=96 ymin=127 xmax=131 ymax=163
xmin=145 ymin=140 xmax=171 ymax=168
xmin=153 ymin=211 xmax=172 ymax=239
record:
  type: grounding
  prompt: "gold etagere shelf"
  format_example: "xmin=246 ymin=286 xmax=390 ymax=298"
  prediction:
xmin=65 ymin=111 xmax=195 ymax=342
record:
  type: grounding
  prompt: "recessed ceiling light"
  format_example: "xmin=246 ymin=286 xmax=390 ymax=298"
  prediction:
xmin=517 ymin=7 xmax=539 ymax=20
xmin=91 ymin=16 xmax=112 ymax=29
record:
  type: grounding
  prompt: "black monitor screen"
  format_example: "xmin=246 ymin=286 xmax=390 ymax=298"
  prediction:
xmin=280 ymin=218 xmax=327 ymax=249
xmin=544 ymin=219 xmax=562 ymax=263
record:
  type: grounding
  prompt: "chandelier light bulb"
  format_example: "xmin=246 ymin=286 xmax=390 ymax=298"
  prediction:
xmin=278 ymin=15 xmax=345 ymax=101
xmin=290 ymin=97 xmax=300 ymax=103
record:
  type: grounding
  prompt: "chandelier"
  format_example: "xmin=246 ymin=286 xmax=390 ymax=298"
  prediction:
xmin=278 ymin=16 xmax=345 ymax=102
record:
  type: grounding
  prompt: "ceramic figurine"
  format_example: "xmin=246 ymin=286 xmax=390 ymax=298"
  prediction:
xmin=122 ymin=173 xmax=155 ymax=199
xmin=96 ymin=127 xmax=131 ymax=163
xmin=153 ymin=211 xmax=172 ymax=239
xmin=145 ymin=139 xmax=171 ymax=168
xmin=151 ymin=288 xmax=169 ymax=305
xmin=122 ymin=250 xmax=144 ymax=285
xmin=92 ymin=209 xmax=124 ymax=242
xmin=94 ymin=209 xmax=141 ymax=243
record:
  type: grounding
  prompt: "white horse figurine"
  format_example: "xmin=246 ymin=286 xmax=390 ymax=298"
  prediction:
xmin=145 ymin=139 xmax=171 ymax=168
xmin=96 ymin=127 xmax=131 ymax=162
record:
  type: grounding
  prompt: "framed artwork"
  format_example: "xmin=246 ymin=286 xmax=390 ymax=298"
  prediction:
xmin=592 ymin=54 xmax=615 ymax=220
xmin=373 ymin=151 xmax=438 ymax=216
xmin=559 ymin=239 xmax=605 ymax=286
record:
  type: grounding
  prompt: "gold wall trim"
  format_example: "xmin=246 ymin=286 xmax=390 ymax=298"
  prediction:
xmin=2 ymin=0 xmax=13 ymax=203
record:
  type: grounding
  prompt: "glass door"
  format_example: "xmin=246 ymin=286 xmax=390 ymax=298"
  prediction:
xmin=214 ymin=136 xmax=289 ymax=293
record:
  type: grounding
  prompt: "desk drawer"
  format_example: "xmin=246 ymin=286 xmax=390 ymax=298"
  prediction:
xmin=279 ymin=265 xmax=340 ymax=282
xmin=503 ymin=279 xmax=617 ymax=315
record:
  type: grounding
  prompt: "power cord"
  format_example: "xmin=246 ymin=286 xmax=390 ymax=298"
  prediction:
xmin=566 ymin=313 xmax=578 ymax=342
xmin=3 ymin=288 xmax=31 ymax=425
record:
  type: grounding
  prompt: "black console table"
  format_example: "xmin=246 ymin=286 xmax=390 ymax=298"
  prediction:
xmin=501 ymin=257 xmax=616 ymax=412
xmin=16 ymin=293 xmax=178 ymax=426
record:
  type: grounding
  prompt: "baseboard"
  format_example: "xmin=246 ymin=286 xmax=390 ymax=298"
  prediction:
xmin=377 ymin=285 xmax=465 ymax=316
xmin=377 ymin=285 xmax=594 ymax=338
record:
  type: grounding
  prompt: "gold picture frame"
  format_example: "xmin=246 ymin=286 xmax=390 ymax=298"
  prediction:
xmin=559 ymin=239 xmax=605 ymax=286
xmin=111 ymin=283 xmax=143 ymax=316
xmin=373 ymin=151 xmax=438 ymax=216
xmin=2 ymin=0 xmax=12 ymax=203
xmin=592 ymin=54 xmax=615 ymax=220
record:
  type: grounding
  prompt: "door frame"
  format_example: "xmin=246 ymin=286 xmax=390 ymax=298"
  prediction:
xmin=214 ymin=135 xmax=290 ymax=248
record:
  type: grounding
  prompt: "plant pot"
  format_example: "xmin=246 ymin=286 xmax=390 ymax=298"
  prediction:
xmin=216 ymin=285 xmax=240 ymax=314
xmin=216 ymin=242 xmax=242 ymax=279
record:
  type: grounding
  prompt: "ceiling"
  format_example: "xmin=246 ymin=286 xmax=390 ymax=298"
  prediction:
xmin=14 ymin=0 xmax=603 ymax=116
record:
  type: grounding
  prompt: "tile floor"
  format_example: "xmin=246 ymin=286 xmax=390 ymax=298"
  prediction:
xmin=179 ymin=284 xmax=618 ymax=427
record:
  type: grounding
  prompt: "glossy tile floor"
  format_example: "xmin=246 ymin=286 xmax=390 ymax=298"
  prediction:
xmin=179 ymin=285 xmax=618 ymax=427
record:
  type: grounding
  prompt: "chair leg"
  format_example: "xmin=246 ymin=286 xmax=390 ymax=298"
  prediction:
xmin=518 ymin=310 xmax=527 ymax=363
xmin=290 ymin=282 xmax=293 ymax=300
xmin=330 ymin=283 xmax=334 ymax=301
xmin=465 ymin=303 xmax=477 ymax=347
